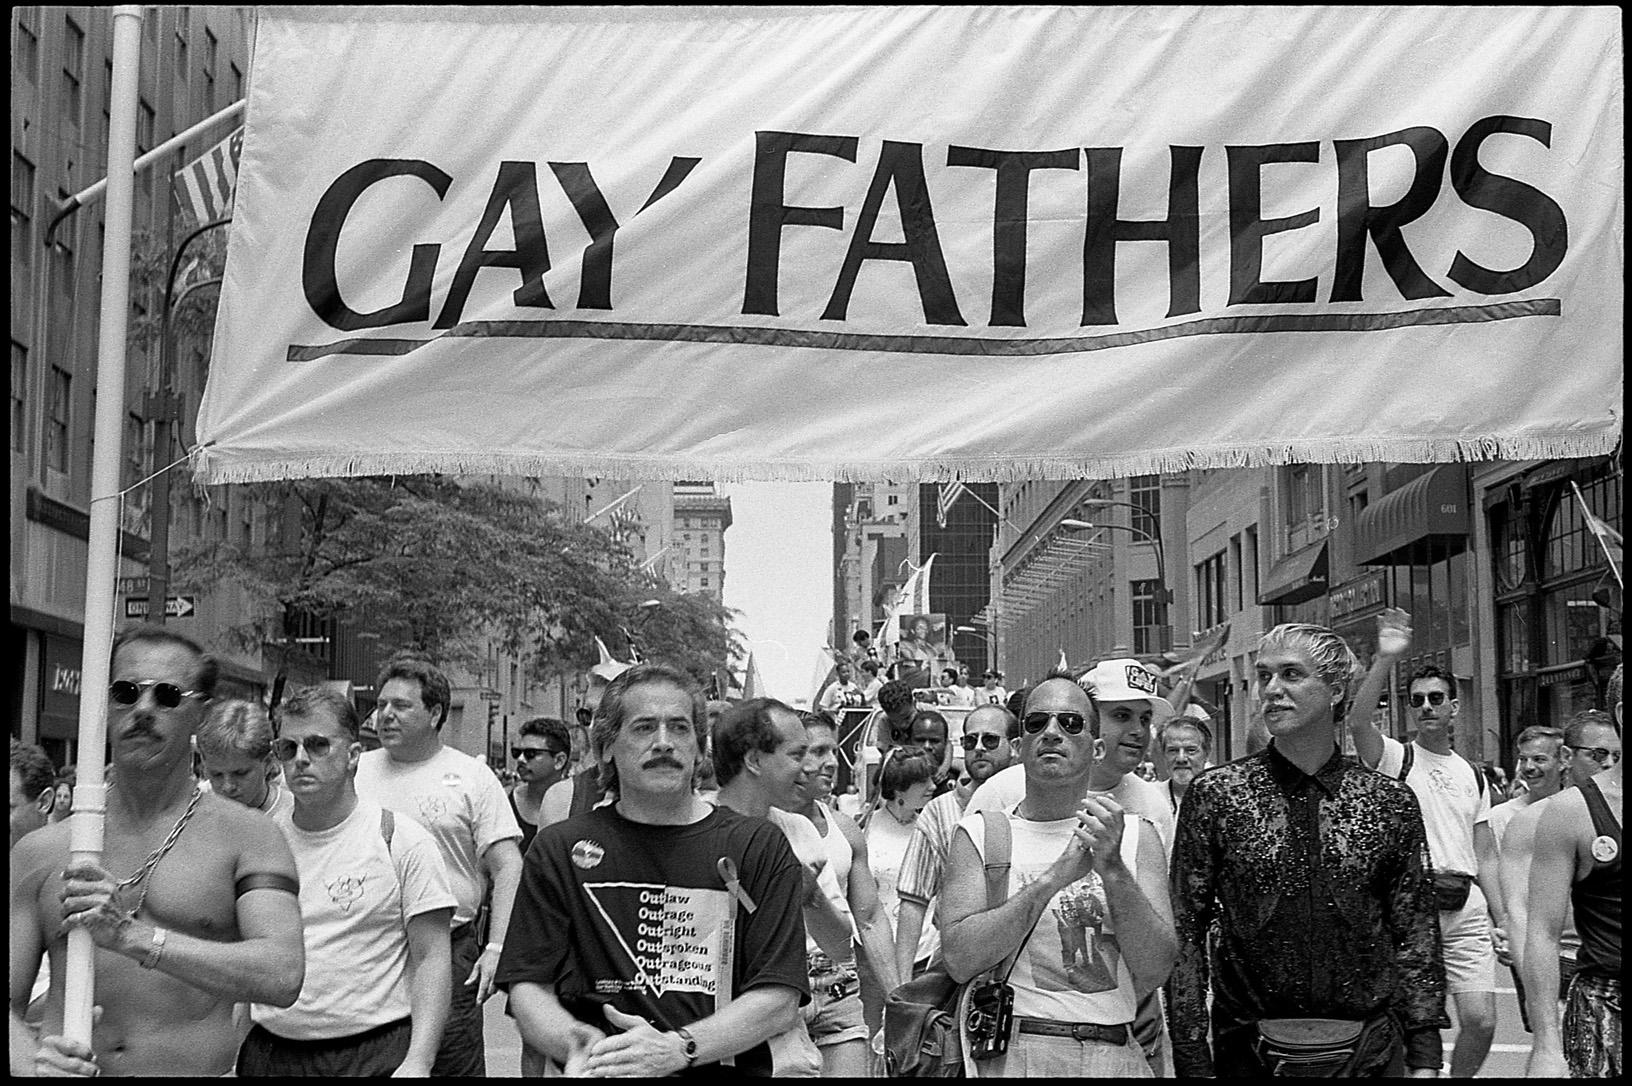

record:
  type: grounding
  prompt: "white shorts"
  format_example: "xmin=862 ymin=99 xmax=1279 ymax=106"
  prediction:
xmin=1439 ymin=882 xmax=1497 ymax=995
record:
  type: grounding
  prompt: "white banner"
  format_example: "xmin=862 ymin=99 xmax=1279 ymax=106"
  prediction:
xmin=194 ymin=6 xmax=1623 ymax=484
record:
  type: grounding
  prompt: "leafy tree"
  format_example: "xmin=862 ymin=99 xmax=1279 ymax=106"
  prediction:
xmin=174 ymin=474 xmax=741 ymax=683
xmin=619 ymin=582 xmax=746 ymax=690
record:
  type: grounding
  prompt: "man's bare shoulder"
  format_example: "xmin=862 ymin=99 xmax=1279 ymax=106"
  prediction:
xmin=10 ymin=820 xmax=71 ymax=886
xmin=190 ymin=792 xmax=298 ymax=872
xmin=1532 ymin=787 xmax=1592 ymax=846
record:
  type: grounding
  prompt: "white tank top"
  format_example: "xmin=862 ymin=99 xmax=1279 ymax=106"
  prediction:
xmin=816 ymin=802 xmax=855 ymax=902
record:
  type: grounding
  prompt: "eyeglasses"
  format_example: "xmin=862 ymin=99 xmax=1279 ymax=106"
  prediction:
xmin=271 ymin=735 xmax=336 ymax=761
xmin=1408 ymin=691 xmax=1450 ymax=708
xmin=1568 ymin=745 xmax=1621 ymax=767
xmin=109 ymin=680 xmax=206 ymax=709
xmin=1022 ymin=711 xmax=1088 ymax=736
xmin=961 ymin=733 xmax=1005 ymax=752
xmin=511 ymin=746 xmax=560 ymax=762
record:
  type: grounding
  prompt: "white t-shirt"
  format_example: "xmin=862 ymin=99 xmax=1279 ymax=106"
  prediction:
xmin=978 ymin=685 xmax=1010 ymax=707
xmin=355 ymin=745 xmax=522 ymax=924
xmin=768 ymin=806 xmax=854 ymax=950
xmin=1376 ymin=737 xmax=1489 ymax=875
xmin=819 ymin=681 xmax=867 ymax=713
xmin=958 ymin=803 xmax=1141 ymax=1025
xmin=253 ymin=798 xmax=456 ymax=1039
xmin=868 ymin=809 xmax=939 ymax=965
xmin=1477 ymin=796 xmax=1525 ymax=851
xmin=967 ymin=764 xmax=1176 ymax=856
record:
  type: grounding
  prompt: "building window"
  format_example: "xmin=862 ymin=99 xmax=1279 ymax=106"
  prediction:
xmin=14 ymin=6 xmax=40 ymax=84
xmin=1196 ymin=552 xmax=1227 ymax=629
xmin=138 ymin=98 xmax=155 ymax=151
xmin=124 ymin=412 xmax=145 ymax=491
xmin=11 ymin=342 xmax=26 ymax=451
xmin=230 ymin=62 xmax=243 ymax=101
xmin=1131 ymin=579 xmax=1162 ymax=655
xmin=1229 ymin=534 xmax=1244 ymax=613
xmin=175 ymin=8 xmax=190 ymax=62
xmin=1283 ymin=464 xmax=1320 ymax=529
xmin=1128 ymin=474 xmax=1162 ymax=544
xmin=12 ymin=151 xmax=34 ymax=269
xmin=62 ymin=16 xmax=85 ymax=126
xmin=47 ymin=366 xmax=70 ymax=473
xmin=204 ymin=26 xmax=217 ymax=76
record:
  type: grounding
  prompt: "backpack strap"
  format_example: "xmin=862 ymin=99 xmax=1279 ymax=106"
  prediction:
xmin=380 ymin=806 xmax=395 ymax=853
xmin=1398 ymin=742 xmax=1485 ymax=798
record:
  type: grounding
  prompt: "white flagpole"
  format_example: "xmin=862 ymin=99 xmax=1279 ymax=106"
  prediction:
xmin=63 ymin=4 xmax=145 ymax=1045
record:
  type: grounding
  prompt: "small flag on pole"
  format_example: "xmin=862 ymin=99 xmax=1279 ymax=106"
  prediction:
xmin=1572 ymin=482 xmax=1623 ymax=589
xmin=173 ymin=126 xmax=244 ymax=227
xmin=937 ymin=481 xmax=967 ymax=529
xmin=1057 ymin=648 xmax=1070 ymax=672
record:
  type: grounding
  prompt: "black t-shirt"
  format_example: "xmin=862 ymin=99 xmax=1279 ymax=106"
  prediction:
xmin=496 ymin=803 xmax=810 ymax=1077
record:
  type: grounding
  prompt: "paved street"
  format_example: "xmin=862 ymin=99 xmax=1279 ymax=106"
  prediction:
xmin=477 ymin=983 xmax=1539 ymax=1076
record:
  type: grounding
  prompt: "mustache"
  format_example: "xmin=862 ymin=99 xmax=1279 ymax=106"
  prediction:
xmin=121 ymin=720 xmax=160 ymax=740
xmin=642 ymin=757 xmax=686 ymax=771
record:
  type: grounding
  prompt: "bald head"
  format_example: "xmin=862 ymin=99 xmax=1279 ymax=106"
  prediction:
xmin=1025 ymin=677 xmax=1093 ymax=717
xmin=965 ymin=703 xmax=1018 ymax=739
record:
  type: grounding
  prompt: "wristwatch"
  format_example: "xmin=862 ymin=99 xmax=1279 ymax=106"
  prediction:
xmin=673 ymin=1026 xmax=699 ymax=1069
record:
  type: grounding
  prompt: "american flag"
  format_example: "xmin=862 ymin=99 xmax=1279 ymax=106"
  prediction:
xmin=173 ymin=127 xmax=244 ymax=227
xmin=1573 ymin=482 xmax=1623 ymax=589
xmin=936 ymin=480 xmax=967 ymax=528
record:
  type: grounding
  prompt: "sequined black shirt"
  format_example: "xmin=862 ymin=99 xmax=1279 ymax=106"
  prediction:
xmin=1167 ymin=743 xmax=1449 ymax=1074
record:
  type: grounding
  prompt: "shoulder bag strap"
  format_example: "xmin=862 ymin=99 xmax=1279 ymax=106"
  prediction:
xmin=1398 ymin=742 xmax=1414 ymax=780
xmin=980 ymin=809 xmax=1039 ymax=983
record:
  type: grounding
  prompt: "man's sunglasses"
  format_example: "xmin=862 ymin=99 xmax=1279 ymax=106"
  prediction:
xmin=1567 ymin=745 xmax=1621 ymax=766
xmin=512 ymin=746 xmax=563 ymax=762
xmin=271 ymin=735 xmax=338 ymax=761
xmin=1022 ymin=711 xmax=1088 ymax=735
xmin=961 ymin=733 xmax=1005 ymax=752
xmin=109 ymin=680 xmax=206 ymax=709
xmin=1408 ymin=692 xmax=1451 ymax=707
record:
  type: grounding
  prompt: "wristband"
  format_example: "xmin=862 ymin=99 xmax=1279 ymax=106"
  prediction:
xmin=484 ymin=941 xmax=504 ymax=954
xmin=140 ymin=926 xmax=167 ymax=969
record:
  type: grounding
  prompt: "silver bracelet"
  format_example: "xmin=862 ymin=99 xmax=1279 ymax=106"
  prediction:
xmin=139 ymin=926 xmax=167 ymax=969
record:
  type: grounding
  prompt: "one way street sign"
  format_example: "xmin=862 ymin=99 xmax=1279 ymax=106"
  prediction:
xmin=124 ymin=596 xmax=197 ymax=620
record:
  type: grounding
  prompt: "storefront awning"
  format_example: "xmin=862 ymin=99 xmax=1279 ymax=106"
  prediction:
xmin=1259 ymin=542 xmax=1329 ymax=606
xmin=1354 ymin=465 xmax=1470 ymax=565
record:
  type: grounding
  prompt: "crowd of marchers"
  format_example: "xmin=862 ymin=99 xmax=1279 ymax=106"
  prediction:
xmin=8 ymin=609 xmax=1621 ymax=1079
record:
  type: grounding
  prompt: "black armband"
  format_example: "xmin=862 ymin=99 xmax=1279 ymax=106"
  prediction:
xmin=235 ymin=872 xmax=300 ymax=897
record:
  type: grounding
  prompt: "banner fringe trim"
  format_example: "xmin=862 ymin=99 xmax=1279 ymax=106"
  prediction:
xmin=189 ymin=431 xmax=1621 ymax=485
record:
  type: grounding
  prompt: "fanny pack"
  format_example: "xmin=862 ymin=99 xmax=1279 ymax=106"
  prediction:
xmin=1253 ymin=1014 xmax=1397 ymax=1077
xmin=1431 ymin=871 xmax=1474 ymax=912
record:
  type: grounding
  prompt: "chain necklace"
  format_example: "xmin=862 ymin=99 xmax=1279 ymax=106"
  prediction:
xmin=112 ymin=785 xmax=204 ymax=917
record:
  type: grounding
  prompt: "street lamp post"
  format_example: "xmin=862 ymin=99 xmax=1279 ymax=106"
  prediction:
xmin=1060 ymin=517 xmax=1171 ymax=652
xmin=953 ymin=624 xmax=996 ymax=675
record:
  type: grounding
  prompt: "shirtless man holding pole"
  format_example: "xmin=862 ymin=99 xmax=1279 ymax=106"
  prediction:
xmin=8 ymin=626 xmax=305 ymax=1076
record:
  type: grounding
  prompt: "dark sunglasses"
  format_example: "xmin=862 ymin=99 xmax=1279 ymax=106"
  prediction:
xmin=109 ymin=680 xmax=206 ymax=709
xmin=961 ymin=733 xmax=1005 ymax=751
xmin=511 ymin=746 xmax=561 ymax=762
xmin=271 ymin=735 xmax=337 ymax=761
xmin=1022 ymin=711 xmax=1088 ymax=735
xmin=1568 ymin=745 xmax=1621 ymax=766
xmin=1408 ymin=691 xmax=1450 ymax=707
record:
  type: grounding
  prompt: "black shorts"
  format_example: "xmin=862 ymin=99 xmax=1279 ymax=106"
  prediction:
xmin=236 ymin=1017 xmax=412 ymax=1077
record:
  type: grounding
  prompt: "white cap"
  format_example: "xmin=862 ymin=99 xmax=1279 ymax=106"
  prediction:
xmin=1081 ymin=659 xmax=1175 ymax=723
